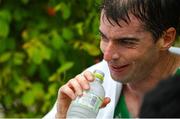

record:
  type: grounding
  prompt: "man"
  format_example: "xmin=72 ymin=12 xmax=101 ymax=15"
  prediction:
xmin=44 ymin=0 xmax=180 ymax=118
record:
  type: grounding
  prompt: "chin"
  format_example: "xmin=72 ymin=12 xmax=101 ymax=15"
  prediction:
xmin=111 ymin=74 xmax=131 ymax=84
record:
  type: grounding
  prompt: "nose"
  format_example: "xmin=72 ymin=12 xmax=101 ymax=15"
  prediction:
xmin=103 ymin=42 xmax=119 ymax=61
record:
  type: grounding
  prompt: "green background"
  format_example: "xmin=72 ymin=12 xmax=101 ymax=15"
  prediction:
xmin=0 ymin=0 xmax=179 ymax=118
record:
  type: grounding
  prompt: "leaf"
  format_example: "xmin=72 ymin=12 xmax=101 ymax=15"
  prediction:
xmin=57 ymin=62 xmax=74 ymax=74
xmin=82 ymin=43 xmax=101 ymax=56
xmin=51 ymin=31 xmax=64 ymax=50
xmin=23 ymin=39 xmax=52 ymax=64
xmin=4 ymin=95 xmax=12 ymax=108
xmin=0 ymin=19 xmax=9 ymax=38
xmin=13 ymin=52 xmax=25 ymax=65
xmin=60 ymin=3 xmax=71 ymax=20
xmin=31 ymin=83 xmax=44 ymax=99
xmin=13 ymin=9 xmax=26 ymax=21
xmin=62 ymin=28 xmax=74 ymax=40
xmin=31 ymin=48 xmax=42 ymax=64
xmin=36 ymin=21 xmax=48 ymax=30
xmin=6 ymin=38 xmax=16 ymax=50
xmin=48 ymin=83 xmax=58 ymax=95
xmin=49 ymin=62 xmax=74 ymax=81
xmin=92 ymin=16 xmax=100 ymax=33
xmin=49 ymin=73 xmax=59 ymax=82
xmin=39 ymin=64 xmax=50 ymax=80
xmin=0 ymin=10 xmax=11 ymax=23
xmin=14 ymin=76 xmax=31 ymax=94
xmin=26 ymin=64 xmax=37 ymax=76
xmin=21 ymin=30 xmax=29 ymax=40
xmin=75 ymin=22 xmax=84 ymax=36
xmin=41 ymin=46 xmax=51 ymax=61
xmin=22 ymin=90 xmax=35 ymax=106
xmin=21 ymin=0 xmax=29 ymax=5
xmin=0 ymin=52 xmax=11 ymax=63
xmin=0 ymin=38 xmax=6 ymax=53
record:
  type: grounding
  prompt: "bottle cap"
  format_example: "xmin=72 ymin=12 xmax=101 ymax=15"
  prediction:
xmin=94 ymin=70 xmax=104 ymax=81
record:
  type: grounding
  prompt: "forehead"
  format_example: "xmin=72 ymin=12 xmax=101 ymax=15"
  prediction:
xmin=99 ymin=11 xmax=145 ymax=38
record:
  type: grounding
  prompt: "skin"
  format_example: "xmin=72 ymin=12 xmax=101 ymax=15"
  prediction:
xmin=56 ymin=71 xmax=111 ymax=118
xmin=99 ymin=12 xmax=160 ymax=84
xmin=56 ymin=10 xmax=180 ymax=118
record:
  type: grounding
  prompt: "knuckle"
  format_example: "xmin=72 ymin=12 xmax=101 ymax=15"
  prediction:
xmin=68 ymin=78 xmax=75 ymax=85
xmin=76 ymin=74 xmax=85 ymax=82
xmin=75 ymin=74 xmax=82 ymax=78
xmin=58 ymin=85 xmax=66 ymax=94
xmin=84 ymin=71 xmax=92 ymax=76
xmin=68 ymin=78 xmax=73 ymax=83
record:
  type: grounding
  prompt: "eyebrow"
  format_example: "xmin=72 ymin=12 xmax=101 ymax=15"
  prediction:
xmin=99 ymin=29 xmax=108 ymax=39
xmin=99 ymin=29 xmax=140 ymax=42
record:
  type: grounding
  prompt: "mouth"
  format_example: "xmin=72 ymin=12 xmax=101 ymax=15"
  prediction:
xmin=109 ymin=64 xmax=130 ymax=73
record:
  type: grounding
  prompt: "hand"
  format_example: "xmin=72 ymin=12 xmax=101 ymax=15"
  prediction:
xmin=55 ymin=71 xmax=111 ymax=118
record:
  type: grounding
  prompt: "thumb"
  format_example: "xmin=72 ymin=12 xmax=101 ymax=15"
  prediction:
xmin=100 ymin=97 xmax=111 ymax=108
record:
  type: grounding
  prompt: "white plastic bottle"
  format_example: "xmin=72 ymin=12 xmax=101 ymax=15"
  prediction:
xmin=66 ymin=70 xmax=105 ymax=118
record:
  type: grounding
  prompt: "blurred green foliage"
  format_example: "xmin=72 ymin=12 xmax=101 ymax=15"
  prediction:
xmin=0 ymin=0 xmax=102 ymax=117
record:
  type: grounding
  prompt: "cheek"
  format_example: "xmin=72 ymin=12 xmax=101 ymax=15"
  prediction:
xmin=132 ymin=49 xmax=158 ymax=67
xmin=122 ymin=50 xmax=142 ymax=63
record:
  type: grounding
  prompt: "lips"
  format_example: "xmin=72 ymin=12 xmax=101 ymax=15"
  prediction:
xmin=109 ymin=64 xmax=130 ymax=72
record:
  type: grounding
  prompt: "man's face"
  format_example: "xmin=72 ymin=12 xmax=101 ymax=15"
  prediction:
xmin=99 ymin=11 xmax=161 ymax=84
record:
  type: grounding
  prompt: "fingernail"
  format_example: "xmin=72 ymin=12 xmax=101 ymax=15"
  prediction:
xmin=89 ymin=76 xmax=94 ymax=81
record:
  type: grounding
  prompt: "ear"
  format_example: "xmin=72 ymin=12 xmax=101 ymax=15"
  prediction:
xmin=158 ymin=27 xmax=176 ymax=51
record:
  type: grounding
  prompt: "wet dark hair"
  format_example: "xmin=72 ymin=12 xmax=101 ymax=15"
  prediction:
xmin=101 ymin=0 xmax=180 ymax=41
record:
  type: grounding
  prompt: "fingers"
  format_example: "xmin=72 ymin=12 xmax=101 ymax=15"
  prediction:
xmin=73 ymin=71 xmax=95 ymax=91
xmin=83 ymin=71 xmax=95 ymax=81
xmin=100 ymin=97 xmax=111 ymax=108
xmin=59 ymin=71 xmax=95 ymax=100
xmin=59 ymin=85 xmax=76 ymax=100
xmin=68 ymin=77 xmax=83 ymax=96
xmin=75 ymin=74 xmax=90 ymax=90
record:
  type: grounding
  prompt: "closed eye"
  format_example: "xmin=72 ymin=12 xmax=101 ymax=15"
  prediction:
xmin=121 ymin=39 xmax=136 ymax=45
xmin=118 ymin=38 xmax=139 ymax=48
